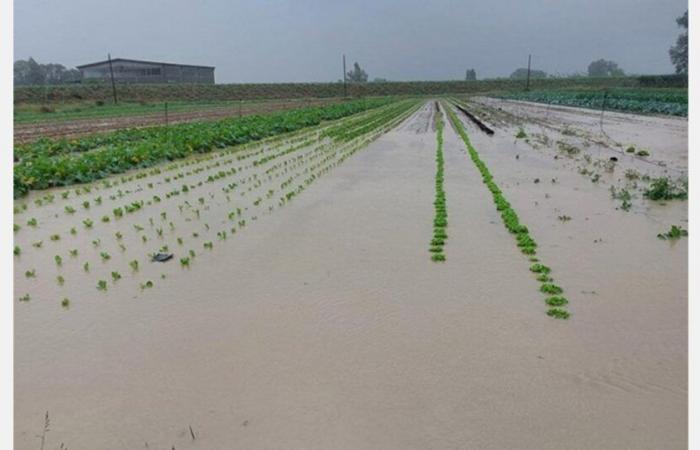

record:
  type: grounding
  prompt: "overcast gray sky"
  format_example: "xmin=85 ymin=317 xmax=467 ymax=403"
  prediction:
xmin=14 ymin=0 xmax=687 ymax=83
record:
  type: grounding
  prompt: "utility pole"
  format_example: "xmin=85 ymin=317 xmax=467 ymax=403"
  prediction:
xmin=525 ymin=54 xmax=532 ymax=91
xmin=342 ymin=54 xmax=347 ymax=98
xmin=599 ymin=90 xmax=608 ymax=132
xmin=108 ymin=53 xmax=118 ymax=104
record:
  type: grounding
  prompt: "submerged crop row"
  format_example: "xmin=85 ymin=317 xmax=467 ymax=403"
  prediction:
xmin=15 ymin=99 xmax=422 ymax=308
xmin=430 ymin=103 xmax=447 ymax=262
xmin=14 ymin=98 xmax=396 ymax=197
xmin=445 ymin=102 xmax=570 ymax=319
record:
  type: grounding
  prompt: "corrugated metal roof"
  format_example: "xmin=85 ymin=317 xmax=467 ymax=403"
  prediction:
xmin=76 ymin=58 xmax=215 ymax=70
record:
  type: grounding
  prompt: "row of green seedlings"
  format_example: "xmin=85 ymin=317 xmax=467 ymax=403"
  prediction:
xmin=15 ymin=126 xmax=378 ymax=280
xmin=15 ymin=123 xmax=326 ymax=225
xmin=17 ymin=103 xmax=411 ymax=268
xmin=12 ymin=103 xmax=379 ymax=215
xmin=14 ymin=98 xmax=396 ymax=196
xmin=444 ymin=103 xmax=570 ymax=319
xmin=430 ymin=103 xmax=447 ymax=262
xmin=13 ymin=124 xmax=343 ymax=248
xmin=277 ymin=101 xmax=421 ymax=207
xmin=13 ymin=101 xmax=401 ymax=235
xmin=16 ymin=101 xmax=421 ymax=306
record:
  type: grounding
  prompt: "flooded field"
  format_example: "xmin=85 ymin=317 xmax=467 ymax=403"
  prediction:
xmin=14 ymin=99 xmax=687 ymax=449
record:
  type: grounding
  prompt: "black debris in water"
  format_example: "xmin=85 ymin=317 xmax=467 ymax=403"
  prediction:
xmin=152 ymin=253 xmax=173 ymax=262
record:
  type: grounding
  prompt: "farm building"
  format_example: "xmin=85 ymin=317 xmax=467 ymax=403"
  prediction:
xmin=77 ymin=58 xmax=215 ymax=84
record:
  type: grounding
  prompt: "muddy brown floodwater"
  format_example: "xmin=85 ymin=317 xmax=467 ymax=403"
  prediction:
xmin=14 ymin=100 xmax=687 ymax=449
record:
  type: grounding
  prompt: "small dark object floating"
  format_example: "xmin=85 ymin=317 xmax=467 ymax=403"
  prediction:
xmin=610 ymin=156 xmax=618 ymax=162
xmin=152 ymin=253 xmax=173 ymax=262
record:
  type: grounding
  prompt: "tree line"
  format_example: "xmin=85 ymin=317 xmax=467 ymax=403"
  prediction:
xmin=466 ymin=9 xmax=688 ymax=81
xmin=14 ymin=58 xmax=81 ymax=86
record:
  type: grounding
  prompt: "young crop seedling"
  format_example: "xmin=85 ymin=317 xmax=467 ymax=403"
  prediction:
xmin=54 ymin=255 xmax=62 ymax=267
xmin=545 ymin=296 xmax=568 ymax=307
xmin=25 ymin=269 xmax=36 ymax=278
xmin=61 ymin=298 xmax=70 ymax=309
xmin=14 ymin=246 xmax=20 ymax=256
xmin=19 ymin=294 xmax=30 ymax=302
xmin=530 ymin=264 xmax=551 ymax=274
xmin=540 ymin=283 xmax=564 ymax=295
xmin=27 ymin=218 xmax=38 ymax=227
xmin=140 ymin=280 xmax=154 ymax=290
xmin=111 ymin=271 xmax=122 ymax=282
xmin=97 ymin=280 xmax=107 ymax=291
xmin=546 ymin=308 xmax=570 ymax=319
xmin=100 ymin=251 xmax=111 ymax=262
xmin=644 ymin=177 xmax=688 ymax=201
xmin=657 ymin=225 xmax=688 ymax=240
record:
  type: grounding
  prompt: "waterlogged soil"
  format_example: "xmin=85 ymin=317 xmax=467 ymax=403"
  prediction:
xmin=14 ymin=97 xmax=343 ymax=143
xmin=471 ymin=96 xmax=688 ymax=175
xmin=15 ymin=101 xmax=686 ymax=449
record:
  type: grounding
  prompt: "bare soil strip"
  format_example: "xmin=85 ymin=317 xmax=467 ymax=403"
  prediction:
xmin=14 ymin=98 xmax=343 ymax=143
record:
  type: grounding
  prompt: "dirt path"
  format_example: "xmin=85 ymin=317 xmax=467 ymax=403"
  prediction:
xmin=14 ymin=98 xmax=342 ymax=143
xmin=14 ymin=101 xmax=687 ymax=449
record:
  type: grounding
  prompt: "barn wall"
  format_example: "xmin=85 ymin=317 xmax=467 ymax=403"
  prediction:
xmin=80 ymin=61 xmax=214 ymax=84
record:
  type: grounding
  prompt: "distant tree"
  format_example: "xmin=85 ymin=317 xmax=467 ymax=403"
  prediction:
xmin=372 ymin=77 xmax=388 ymax=82
xmin=669 ymin=10 xmax=688 ymax=74
xmin=510 ymin=68 xmax=547 ymax=79
xmin=587 ymin=59 xmax=625 ymax=77
xmin=14 ymin=60 xmax=32 ymax=85
xmin=60 ymin=68 xmax=81 ymax=84
xmin=43 ymin=63 xmax=67 ymax=84
xmin=465 ymin=69 xmax=477 ymax=81
xmin=14 ymin=58 xmax=82 ymax=85
xmin=346 ymin=62 xmax=368 ymax=83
